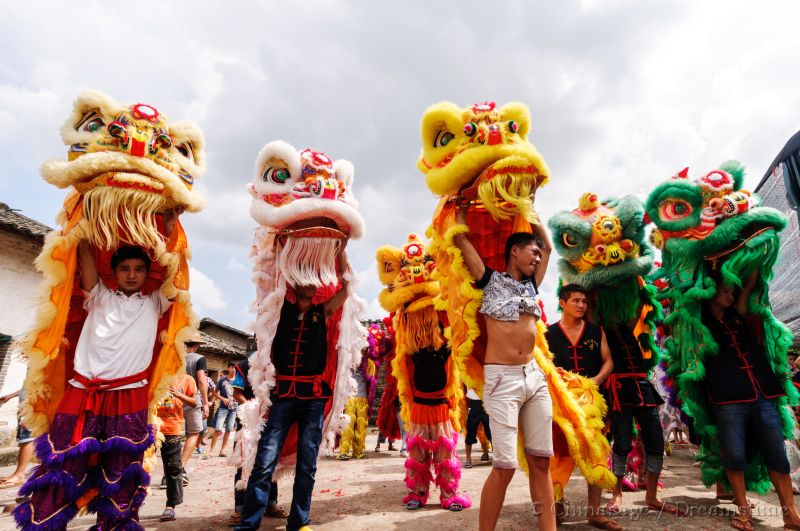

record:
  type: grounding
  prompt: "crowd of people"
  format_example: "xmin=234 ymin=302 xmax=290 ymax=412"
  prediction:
xmin=1 ymin=229 xmax=800 ymax=530
xmin=5 ymin=93 xmax=800 ymax=531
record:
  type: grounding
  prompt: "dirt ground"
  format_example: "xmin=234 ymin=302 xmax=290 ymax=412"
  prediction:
xmin=0 ymin=430 xmax=791 ymax=530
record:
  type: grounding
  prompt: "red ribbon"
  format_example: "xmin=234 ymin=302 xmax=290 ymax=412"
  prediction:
xmin=603 ymin=372 xmax=647 ymax=412
xmin=414 ymin=389 xmax=453 ymax=410
xmin=71 ymin=370 xmax=149 ymax=445
xmin=276 ymin=374 xmax=324 ymax=398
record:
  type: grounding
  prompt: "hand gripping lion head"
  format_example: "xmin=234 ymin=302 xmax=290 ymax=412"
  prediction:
xmin=43 ymin=90 xmax=206 ymax=250
xmin=248 ymin=140 xmax=365 ymax=288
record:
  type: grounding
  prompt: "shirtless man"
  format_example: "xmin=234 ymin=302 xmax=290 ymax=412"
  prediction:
xmin=454 ymin=205 xmax=555 ymax=531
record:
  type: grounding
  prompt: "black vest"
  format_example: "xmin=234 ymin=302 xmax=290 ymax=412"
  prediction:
xmin=605 ymin=325 xmax=663 ymax=409
xmin=702 ymin=308 xmax=785 ymax=404
xmin=411 ymin=346 xmax=450 ymax=405
xmin=546 ymin=321 xmax=603 ymax=378
xmin=272 ymin=302 xmax=332 ymax=399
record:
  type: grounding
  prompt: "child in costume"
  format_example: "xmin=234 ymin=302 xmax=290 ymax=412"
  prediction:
xmin=338 ymin=323 xmax=384 ymax=460
xmin=375 ymin=319 xmax=404 ymax=454
xmin=646 ymin=162 xmax=800 ymax=530
xmin=156 ymin=372 xmax=197 ymax=522
xmin=234 ymin=142 xmax=366 ymax=531
xmin=420 ymin=101 xmax=610 ymax=531
xmin=14 ymin=91 xmax=204 ymax=531
xmin=376 ymin=234 xmax=471 ymax=512
xmin=549 ymin=192 xmax=681 ymax=517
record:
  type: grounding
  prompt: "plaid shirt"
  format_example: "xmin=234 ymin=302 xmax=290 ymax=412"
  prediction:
xmin=476 ymin=267 xmax=541 ymax=322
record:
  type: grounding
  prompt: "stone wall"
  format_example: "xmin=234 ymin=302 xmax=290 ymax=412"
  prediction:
xmin=0 ymin=230 xmax=44 ymax=437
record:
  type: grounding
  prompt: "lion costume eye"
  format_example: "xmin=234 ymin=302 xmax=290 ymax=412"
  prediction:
xmin=175 ymin=143 xmax=194 ymax=162
xmin=78 ymin=112 xmax=105 ymax=133
xmin=562 ymin=233 xmax=579 ymax=247
xmin=659 ymin=199 xmax=693 ymax=221
xmin=262 ymin=167 xmax=290 ymax=184
xmin=434 ymin=130 xmax=455 ymax=148
xmin=463 ymin=122 xmax=477 ymax=137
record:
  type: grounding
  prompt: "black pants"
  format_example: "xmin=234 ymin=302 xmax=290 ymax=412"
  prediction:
xmin=234 ymin=468 xmax=278 ymax=513
xmin=162 ymin=435 xmax=184 ymax=507
xmin=465 ymin=398 xmax=492 ymax=445
xmin=609 ymin=405 xmax=664 ymax=477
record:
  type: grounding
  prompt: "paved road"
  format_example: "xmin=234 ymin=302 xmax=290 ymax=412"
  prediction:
xmin=0 ymin=432 xmax=791 ymax=530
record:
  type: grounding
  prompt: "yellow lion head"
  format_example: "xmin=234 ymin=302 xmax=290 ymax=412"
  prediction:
xmin=42 ymin=90 xmax=206 ymax=251
xmin=418 ymin=101 xmax=550 ymax=221
xmin=376 ymin=234 xmax=439 ymax=313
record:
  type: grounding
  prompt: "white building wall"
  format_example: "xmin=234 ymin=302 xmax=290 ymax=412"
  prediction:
xmin=0 ymin=230 xmax=43 ymax=433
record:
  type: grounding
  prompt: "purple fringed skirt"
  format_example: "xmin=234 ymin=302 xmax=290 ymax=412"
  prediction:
xmin=14 ymin=384 xmax=154 ymax=531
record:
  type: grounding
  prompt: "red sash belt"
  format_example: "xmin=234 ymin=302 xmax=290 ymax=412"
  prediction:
xmin=603 ymin=372 xmax=647 ymax=412
xmin=276 ymin=374 xmax=324 ymax=398
xmin=414 ymin=390 xmax=453 ymax=409
xmin=71 ymin=370 xmax=148 ymax=444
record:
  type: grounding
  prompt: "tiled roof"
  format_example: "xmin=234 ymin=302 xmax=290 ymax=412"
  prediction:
xmin=198 ymin=330 xmax=246 ymax=359
xmin=0 ymin=202 xmax=51 ymax=241
xmin=199 ymin=317 xmax=250 ymax=339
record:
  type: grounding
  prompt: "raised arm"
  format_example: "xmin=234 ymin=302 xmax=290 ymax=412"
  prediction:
xmin=531 ymin=221 xmax=552 ymax=289
xmin=452 ymin=205 xmax=486 ymax=281
xmin=324 ymin=240 xmax=351 ymax=318
xmin=78 ymin=240 xmax=99 ymax=292
xmin=735 ymin=270 xmax=758 ymax=316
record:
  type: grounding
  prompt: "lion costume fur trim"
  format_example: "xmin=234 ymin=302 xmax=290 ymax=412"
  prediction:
xmin=18 ymin=197 xmax=196 ymax=441
xmin=431 ymin=224 xmax=613 ymax=488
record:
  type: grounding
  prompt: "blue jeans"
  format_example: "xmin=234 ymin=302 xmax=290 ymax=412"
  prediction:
xmin=713 ymin=395 xmax=790 ymax=473
xmin=215 ymin=406 xmax=237 ymax=432
xmin=235 ymin=398 xmax=326 ymax=531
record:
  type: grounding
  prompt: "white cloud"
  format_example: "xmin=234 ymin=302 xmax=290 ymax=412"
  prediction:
xmin=4 ymin=0 xmax=800 ymax=329
xmin=189 ymin=267 xmax=227 ymax=313
xmin=227 ymin=258 xmax=248 ymax=272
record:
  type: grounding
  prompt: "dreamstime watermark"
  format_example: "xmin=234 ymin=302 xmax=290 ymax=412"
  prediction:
xmin=529 ymin=501 xmax=785 ymax=520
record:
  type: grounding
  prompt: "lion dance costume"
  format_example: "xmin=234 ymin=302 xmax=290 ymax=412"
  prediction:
xmin=376 ymin=234 xmax=471 ymax=511
xmin=646 ymin=162 xmax=798 ymax=492
xmin=14 ymin=91 xmax=204 ymax=530
xmin=375 ymin=318 xmax=402 ymax=443
xmin=548 ymin=192 xmax=663 ymax=490
xmin=338 ymin=322 xmax=386 ymax=459
xmin=420 ymin=101 xmax=610 ymax=487
xmin=234 ymin=141 xmax=367 ymax=487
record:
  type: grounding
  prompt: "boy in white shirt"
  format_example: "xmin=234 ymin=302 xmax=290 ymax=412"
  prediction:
xmin=15 ymin=242 xmax=171 ymax=531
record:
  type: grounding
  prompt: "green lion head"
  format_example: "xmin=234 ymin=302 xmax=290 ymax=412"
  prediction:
xmin=549 ymin=192 xmax=654 ymax=289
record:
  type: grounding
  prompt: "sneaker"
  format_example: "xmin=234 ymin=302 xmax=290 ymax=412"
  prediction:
xmin=337 ymin=454 xmax=350 ymax=461
xmin=159 ymin=477 xmax=167 ymax=489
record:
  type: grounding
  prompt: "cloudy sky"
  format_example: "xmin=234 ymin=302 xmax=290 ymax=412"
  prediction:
xmin=2 ymin=1 xmax=799 ymax=331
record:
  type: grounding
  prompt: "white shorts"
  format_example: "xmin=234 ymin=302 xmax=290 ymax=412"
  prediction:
xmin=483 ymin=359 xmax=553 ymax=469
